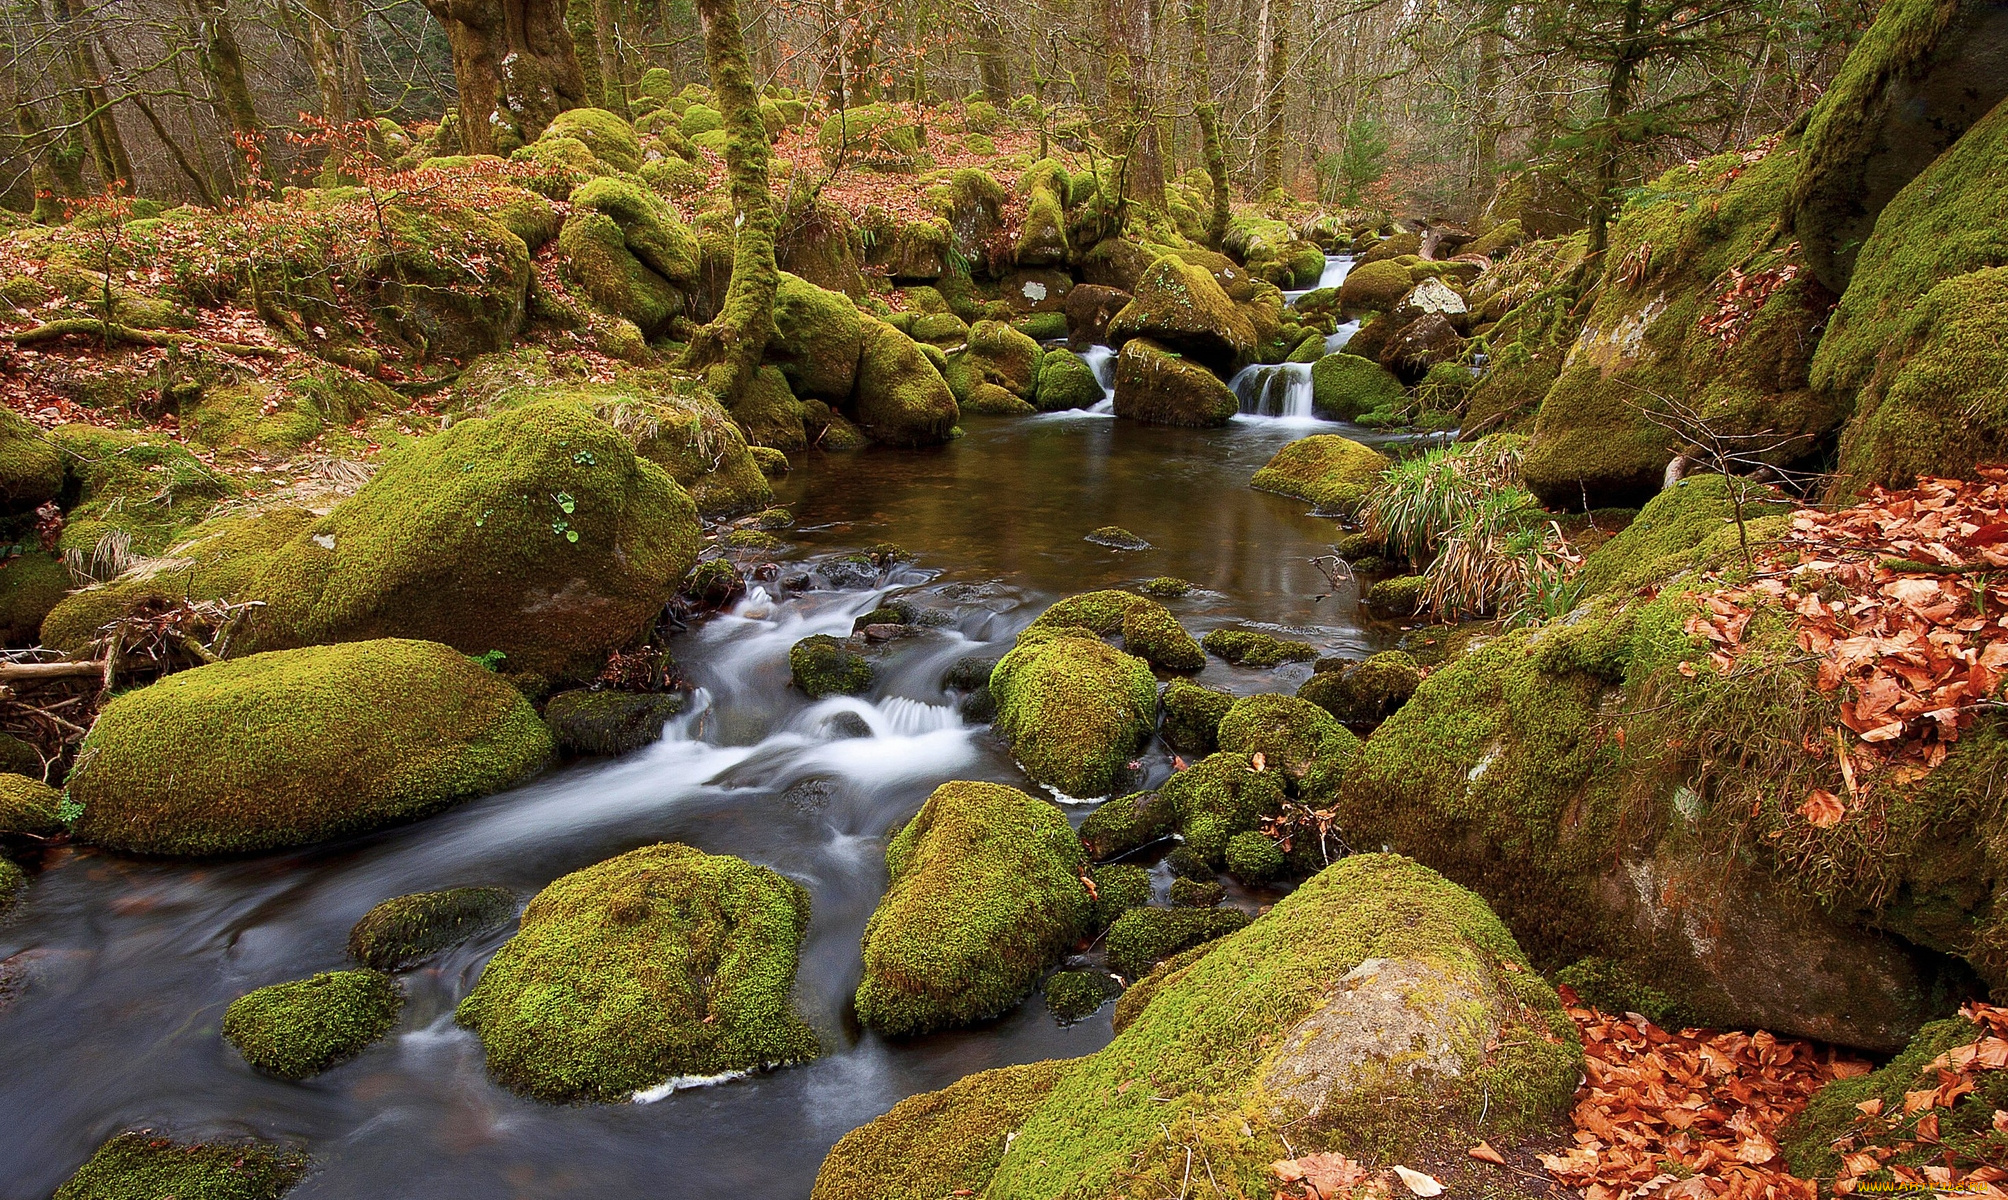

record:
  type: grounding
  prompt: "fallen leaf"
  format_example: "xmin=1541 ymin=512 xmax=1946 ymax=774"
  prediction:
xmin=1798 ymin=789 xmax=1845 ymax=828
xmin=1467 ymin=1142 xmax=1506 ymax=1165
xmin=1392 ymin=1166 xmax=1443 ymax=1197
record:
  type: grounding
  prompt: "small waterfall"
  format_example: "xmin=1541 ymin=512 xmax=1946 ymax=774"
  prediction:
xmin=1316 ymin=255 xmax=1353 ymax=289
xmin=1325 ymin=321 xmax=1361 ymax=354
xmin=1078 ymin=345 xmax=1117 ymax=414
xmin=1228 ymin=362 xmax=1318 ymax=420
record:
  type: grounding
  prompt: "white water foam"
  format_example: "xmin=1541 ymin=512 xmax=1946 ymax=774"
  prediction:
xmin=1227 ymin=361 xmax=1319 ymax=421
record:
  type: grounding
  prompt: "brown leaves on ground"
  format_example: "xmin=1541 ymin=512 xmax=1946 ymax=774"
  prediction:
xmin=1544 ymin=990 xmax=1868 ymax=1200
xmin=1826 ymin=1002 xmax=2008 ymax=1197
xmin=1679 ymin=469 xmax=2008 ymax=815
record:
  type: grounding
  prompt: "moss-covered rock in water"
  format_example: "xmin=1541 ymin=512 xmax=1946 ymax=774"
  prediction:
xmin=222 ymin=969 xmax=402 ymax=1079
xmin=1032 ymin=349 xmax=1102 ymax=412
xmin=543 ymin=108 xmax=644 ymax=174
xmin=849 ymin=319 xmax=958 ymax=446
xmin=53 ymin=1132 xmax=308 ymax=1200
xmin=991 ymin=633 xmax=1157 ymax=798
xmin=1201 ymin=627 xmax=1317 ymax=668
xmin=953 ymin=320 xmax=1042 ymax=402
xmin=1310 ymin=352 xmax=1406 ymax=422
xmin=544 ymin=689 xmax=685 ymax=756
xmin=855 ymin=781 xmax=1090 ymax=1035
xmin=0 ymin=771 xmax=60 ymax=840
xmin=1106 ymin=256 xmax=1256 ymax=373
xmin=1112 ymin=337 xmax=1237 ymax=428
xmin=1089 ymin=862 xmax=1152 ymax=928
xmin=347 ymin=886 xmax=516 ymax=970
xmin=1363 ymin=573 xmax=1428 ymax=616
xmin=1337 ymin=258 xmax=1414 ymax=317
xmin=0 ymin=855 xmax=24 ymax=914
xmin=1818 ymin=95 xmax=2008 ymax=489
xmin=253 ymin=401 xmax=700 ymax=678
xmin=0 ymin=407 xmax=60 ymax=514
xmin=1045 ymin=969 xmax=1122 ymax=1022
xmin=560 ymin=177 xmax=699 ymax=333
xmin=1078 ymin=791 xmax=1175 ymax=862
xmin=68 ymin=639 xmax=552 ymax=856
xmin=1576 ymin=473 xmax=1790 ymax=597
xmin=1160 ymin=678 xmax=1234 ymax=755
xmin=1251 ymin=435 xmax=1389 ymax=515
xmin=0 ymin=551 xmax=69 ymax=646
xmin=1523 ymin=139 xmax=1840 ymax=508
xmin=1104 ymin=905 xmax=1250 ymax=980
xmin=789 ymin=634 xmax=873 ymax=698
xmin=1217 ymin=693 xmax=1360 ymax=799
xmin=1297 ymin=650 xmax=1423 ymax=727
xmin=1787 ymin=0 xmax=2008 ymax=292
xmin=767 ymin=273 xmax=863 ymax=403
xmin=966 ymin=855 xmax=1583 ymax=1198
xmin=1023 ymin=588 xmax=1204 ymax=671
xmin=456 ymin=843 xmax=819 ymax=1102
xmin=1170 ymin=875 xmax=1225 ymax=907
xmin=1158 ymin=752 xmax=1287 ymax=864
xmin=809 ymin=1060 xmax=1067 ymax=1200
xmin=1225 ymin=829 xmax=1287 ymax=885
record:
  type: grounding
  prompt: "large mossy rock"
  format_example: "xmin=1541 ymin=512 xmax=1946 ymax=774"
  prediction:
xmin=1112 ymin=337 xmax=1237 ymax=428
xmin=347 ymin=886 xmax=516 ymax=969
xmin=1105 ymin=256 xmax=1256 ymax=373
xmin=223 ymin=969 xmax=403 ymax=1079
xmin=991 ymin=632 xmax=1157 ymax=799
xmin=1013 ymin=160 xmax=1071 ymax=268
xmin=816 ymin=103 xmax=928 ymax=172
xmin=0 ymin=406 xmax=61 ymax=515
xmin=0 ymin=550 xmax=70 ymax=646
xmin=859 ymin=854 xmax=1584 ymax=1199
xmin=1820 ymin=94 xmax=2008 ymax=489
xmin=1310 ymin=352 xmax=1406 ymax=421
xmin=1021 ymin=588 xmax=1204 ymax=671
xmin=559 ymin=177 xmax=700 ymax=334
xmin=767 ymin=272 xmax=863 ymax=403
xmin=0 ymin=771 xmax=62 ymax=838
xmin=254 ymin=400 xmax=700 ymax=677
xmin=47 ymin=424 xmax=233 ymax=558
xmin=1522 ymin=139 xmax=1841 ymax=508
xmin=1575 ymin=473 xmax=1790 ymax=597
xmin=68 ymin=639 xmax=552 ymax=856
xmin=53 ymin=1132 xmax=308 ymax=1200
xmin=456 ymin=843 xmax=819 ymax=1102
xmin=850 ymin=319 xmax=959 ymax=445
xmin=1216 ymin=693 xmax=1361 ymax=799
xmin=1251 ymin=434 xmax=1389 ymax=514
xmin=854 ymin=781 xmax=1091 ymax=1035
xmin=1788 ymin=0 xmax=2008 ymax=292
xmin=812 ymin=1060 xmax=1068 ymax=1200
xmin=543 ymin=108 xmax=643 ymax=173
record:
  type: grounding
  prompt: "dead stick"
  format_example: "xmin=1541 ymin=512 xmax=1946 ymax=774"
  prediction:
xmin=0 ymin=660 xmax=109 ymax=682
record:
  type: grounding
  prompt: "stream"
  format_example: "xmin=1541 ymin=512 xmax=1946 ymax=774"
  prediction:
xmin=0 ymin=267 xmax=1414 ymax=1200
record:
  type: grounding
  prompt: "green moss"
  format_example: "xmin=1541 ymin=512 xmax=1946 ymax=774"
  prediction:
xmin=991 ymin=633 xmax=1156 ymax=798
xmin=789 ymin=634 xmax=873 ymax=698
xmin=544 ymin=108 xmax=643 ymax=173
xmin=1553 ymin=956 xmax=1692 ymax=1029
xmin=1088 ymin=862 xmax=1152 ymax=928
xmin=1158 ymin=752 xmax=1287 ymax=863
xmin=1201 ymin=627 xmax=1317 ymax=667
xmin=1309 ymin=353 xmax=1406 ymax=421
xmin=767 ymin=273 xmax=862 ymax=402
xmin=855 ymin=781 xmax=1089 ymax=1035
xmin=1104 ymin=906 xmax=1249 ymax=978
xmin=1337 ymin=259 xmax=1413 ymax=316
xmin=850 ymin=320 xmax=958 ymax=446
xmin=1028 ymin=351 xmax=1100 ymax=412
xmin=69 ymin=639 xmax=553 ymax=856
xmin=1225 ymin=829 xmax=1287 ymax=884
xmin=560 ymin=178 xmax=699 ymax=333
xmin=457 ymin=843 xmax=819 ymax=1102
xmin=222 ymin=969 xmax=402 ymax=1079
xmin=1013 ymin=312 xmax=1068 ymax=343
xmin=1044 ymin=970 xmax=1121 ymax=1023
xmin=1216 ymin=693 xmax=1360 ymax=799
xmin=1107 ymin=257 xmax=1254 ymax=373
xmin=809 ymin=1060 xmax=1066 ymax=1200
xmin=1296 ymin=650 xmax=1423 ymax=726
xmin=1783 ymin=1016 xmax=2005 ymax=1183
xmin=0 ymin=551 xmax=69 ymax=646
xmin=50 ymin=424 xmax=234 ymax=557
xmin=1139 ymin=576 xmax=1190 ymax=598
xmin=544 ymin=689 xmax=686 ymax=756
xmin=0 ymin=771 xmax=62 ymax=837
xmin=1169 ymin=876 xmax=1224 ymax=908
xmin=347 ymin=886 xmax=516 ymax=969
xmin=1078 ymin=791 xmax=1174 ymax=861
xmin=1161 ymin=678 xmax=1234 ymax=755
xmin=0 ymin=407 xmax=62 ymax=514
xmin=53 ymin=1132 xmax=308 ymax=1200
xmin=1110 ymin=337 xmax=1238 ymax=428
xmin=816 ymin=104 xmax=929 ymax=172
xmin=678 ymin=104 xmax=724 ymax=138
xmin=1251 ymin=434 xmax=1390 ymax=515
xmin=0 ymin=854 xmax=23 ymax=913
xmin=1578 ymin=473 xmax=1790 ymax=596
xmin=1363 ymin=573 xmax=1428 ymax=616
xmin=1024 ymin=588 xmax=1204 ymax=671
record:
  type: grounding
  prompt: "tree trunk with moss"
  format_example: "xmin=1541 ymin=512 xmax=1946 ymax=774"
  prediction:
xmin=678 ymin=0 xmax=777 ymax=408
xmin=47 ymin=0 xmax=132 ymax=187
xmin=188 ymin=0 xmax=273 ymax=188
xmin=419 ymin=0 xmax=587 ymax=155
xmin=1187 ymin=0 xmax=1229 ymax=247
xmin=1257 ymin=0 xmax=1291 ymax=193
xmin=1105 ymin=0 xmax=1165 ymax=210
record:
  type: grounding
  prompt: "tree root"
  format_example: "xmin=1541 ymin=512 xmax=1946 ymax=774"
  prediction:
xmin=8 ymin=318 xmax=288 ymax=360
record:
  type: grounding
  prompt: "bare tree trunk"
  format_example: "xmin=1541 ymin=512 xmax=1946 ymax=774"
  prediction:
xmin=47 ymin=0 xmax=132 ymax=186
xmin=679 ymin=0 xmax=776 ymax=407
xmin=94 ymin=34 xmax=221 ymax=204
xmin=970 ymin=9 xmax=1007 ymax=100
xmin=186 ymin=0 xmax=272 ymax=187
xmin=1256 ymin=0 xmax=1289 ymax=192
xmin=1187 ymin=0 xmax=1228 ymax=247
xmin=420 ymin=0 xmax=587 ymax=154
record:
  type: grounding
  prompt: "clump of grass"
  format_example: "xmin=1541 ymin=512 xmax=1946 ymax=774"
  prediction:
xmin=1359 ymin=435 xmax=1526 ymax=564
xmin=1424 ymin=490 xmax=1579 ymax=620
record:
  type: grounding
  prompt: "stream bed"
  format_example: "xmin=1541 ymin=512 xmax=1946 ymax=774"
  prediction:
xmin=0 ymin=407 xmax=1414 ymax=1199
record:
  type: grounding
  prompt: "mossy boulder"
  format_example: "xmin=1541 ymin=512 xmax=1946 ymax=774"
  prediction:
xmin=347 ymin=886 xmax=516 ymax=969
xmin=53 ymin=1133 xmax=308 ymax=1200
xmin=222 ymin=969 xmax=402 ymax=1079
xmin=767 ymin=273 xmax=863 ymax=403
xmin=971 ymin=855 xmax=1583 ymax=1199
xmin=849 ymin=319 xmax=958 ymax=446
xmin=49 ymin=424 xmax=233 ymax=558
xmin=1225 ymin=829 xmax=1288 ymax=884
xmin=254 ymin=400 xmax=701 ymax=678
xmin=1078 ymin=790 xmax=1176 ymax=861
xmin=0 ymin=551 xmax=69 ymax=646
xmin=1105 ymin=905 xmax=1250 ymax=978
xmin=368 ymin=202 xmax=534 ymax=357
xmin=544 ymin=688 xmax=685 ymax=755
xmin=1216 ymin=693 xmax=1360 ymax=798
xmin=1106 ymin=256 xmax=1256 ymax=372
xmin=0 ymin=407 xmax=61 ymax=514
xmin=1088 ymin=862 xmax=1153 ymax=928
xmin=817 ymin=104 xmax=928 ymax=172
xmin=560 ymin=177 xmax=699 ymax=333
xmin=1364 ymin=573 xmax=1429 ymax=617
xmin=1160 ymin=678 xmax=1234 ymax=755
xmin=1021 ymin=588 xmax=1204 ymax=671
xmin=0 ymin=771 xmax=62 ymax=838
xmin=1111 ymin=337 xmax=1237 ymax=428
xmin=1032 ymin=349 xmax=1102 ymax=412
xmin=953 ymin=320 xmax=1042 ymax=401
xmin=1251 ymin=435 xmax=1389 ymax=515
xmin=1201 ymin=627 xmax=1317 ymax=667
xmin=1014 ymin=160 xmax=1071 ymax=268
xmin=1337 ymin=258 xmax=1414 ymax=317
xmin=456 ymin=842 xmax=819 ymax=1102
xmin=68 ymin=639 xmax=553 ymax=856
xmin=810 ymin=1060 xmax=1067 ymax=1200
xmin=991 ymin=633 xmax=1157 ymax=799
xmin=790 ymin=633 xmax=873 ymax=697
xmin=855 ymin=781 xmax=1091 ymax=1035
xmin=543 ymin=108 xmax=643 ymax=174
xmin=1310 ymin=352 xmax=1406 ymax=421
xmin=1576 ymin=473 xmax=1790 ymax=597
xmin=1157 ymin=751 xmax=1287 ymax=864
xmin=1297 ymin=650 xmax=1422 ymax=726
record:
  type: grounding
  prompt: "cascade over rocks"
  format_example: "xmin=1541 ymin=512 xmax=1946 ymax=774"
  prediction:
xmin=1105 ymin=256 xmax=1255 ymax=373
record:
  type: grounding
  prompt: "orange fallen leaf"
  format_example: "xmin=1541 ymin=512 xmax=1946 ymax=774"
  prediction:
xmin=1798 ymin=789 xmax=1845 ymax=828
xmin=1467 ymin=1142 xmax=1506 ymax=1165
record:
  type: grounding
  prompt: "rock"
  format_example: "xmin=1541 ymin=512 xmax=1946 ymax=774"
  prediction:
xmin=1575 ymin=474 xmax=1790 ymax=598
xmin=947 ymin=319 xmax=1042 ymax=402
xmin=347 ymin=887 xmax=516 ymax=970
xmin=810 ymin=1061 xmax=1067 ymax=1200
xmin=1395 ymin=277 xmax=1469 ymax=322
xmin=850 ymin=320 xmax=959 ymax=446
xmin=53 ymin=1132 xmax=308 ymax=1200
xmin=1084 ymin=525 xmax=1149 ymax=550
xmin=1169 ymin=875 xmax=1225 ymax=907
xmin=1251 ymin=434 xmax=1389 ymax=514
xmin=1160 ymin=679 xmax=1234 ymax=756
xmin=223 ymin=970 xmax=402 ymax=1079
xmin=1337 ymin=258 xmax=1414 ymax=319
xmin=1032 ymin=350 xmax=1102 ymax=412
xmin=910 ymin=311 xmax=970 ymax=348
xmin=1297 ymin=650 xmax=1422 ymax=726
xmin=1088 ymin=862 xmax=1153 ymax=929
xmin=991 ymin=633 xmax=1157 ymax=798
xmin=790 ymin=634 xmax=874 ymax=698
xmin=1044 ymin=969 xmax=1122 ymax=1023
xmin=1379 ymin=312 xmax=1464 ymax=384
xmin=817 ymin=103 xmax=928 ymax=172
xmin=1466 ymin=218 xmax=1526 ymax=259
xmin=1014 ymin=160 xmax=1071 ymax=267
xmin=457 ymin=843 xmax=819 ymax=1101
xmin=776 ymin=198 xmax=867 ymax=297
xmin=1358 ymin=230 xmax=1423 ymax=264
xmin=1106 ymin=258 xmax=1257 ymax=373
xmin=1105 ymin=906 xmax=1249 ymax=977
xmin=1156 ymin=751 xmax=1287 ymax=864
xmin=0 ymin=407 xmax=61 ymax=515
xmin=855 ymin=781 xmax=1091 ymax=1035
xmin=1078 ymin=791 xmax=1175 ymax=862
xmin=1364 ymin=573 xmax=1429 ymax=617
xmin=1063 ymin=284 xmax=1132 ymax=346
xmin=0 ymin=552 xmax=67 ymax=647
xmin=1201 ymin=628 xmax=1317 ymax=667
xmin=1138 ymin=576 xmax=1189 ymax=598
xmin=0 ymin=855 xmax=23 ymax=914
xmin=544 ymin=689 xmax=686 ymax=756
xmin=0 ymin=772 xmax=62 ymax=840
xmin=1310 ymin=352 xmax=1408 ymax=421
xmin=1216 ymin=693 xmax=1360 ymax=799
xmin=767 ymin=273 xmax=864 ymax=403
xmin=1112 ymin=337 xmax=1237 ymax=428
xmin=544 ymin=108 xmax=643 ymax=173
xmin=68 ymin=640 xmax=552 ymax=856
xmin=1225 ymin=829 xmax=1288 ymax=884
xmin=559 ymin=177 xmax=698 ymax=333
xmin=1020 ymin=588 xmax=1204 ymax=671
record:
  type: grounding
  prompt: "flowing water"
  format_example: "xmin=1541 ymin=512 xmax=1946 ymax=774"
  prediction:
xmin=0 ymin=347 xmax=1413 ymax=1200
